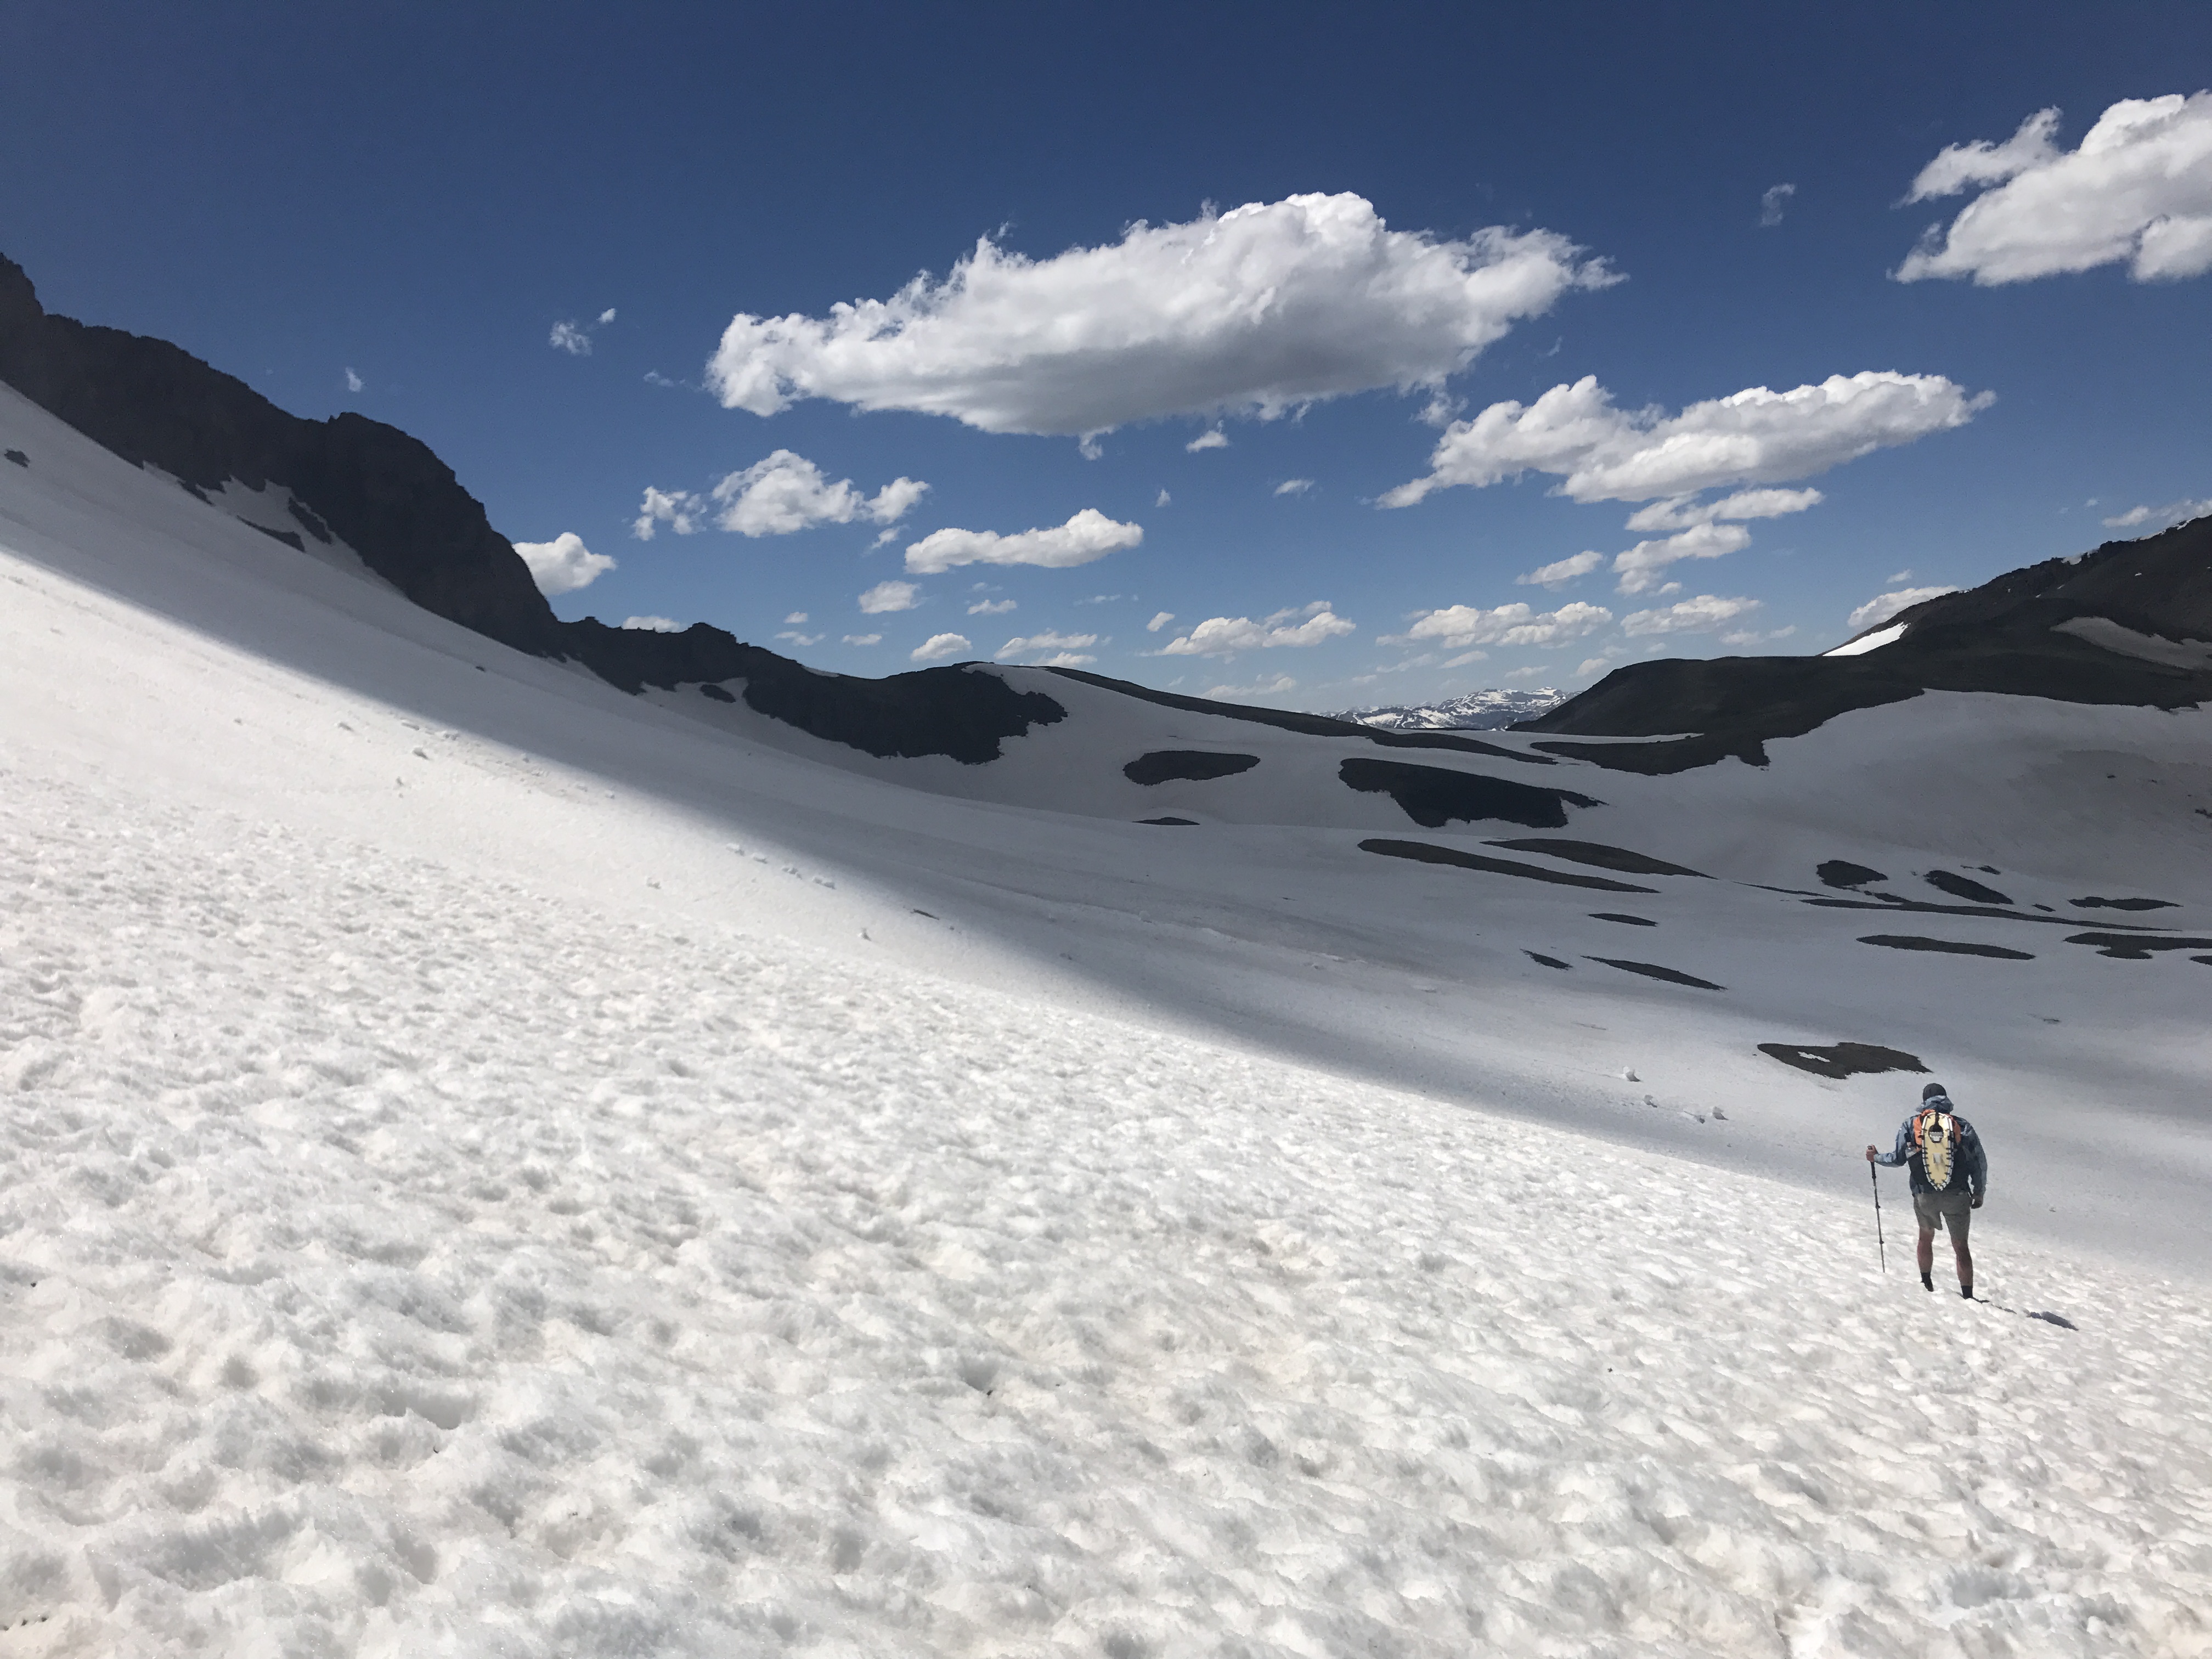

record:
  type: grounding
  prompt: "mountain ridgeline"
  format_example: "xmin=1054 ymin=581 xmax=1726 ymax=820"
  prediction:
xmin=0 ymin=253 xmax=1061 ymax=764
xmin=1515 ymin=518 xmax=2212 ymax=772
xmin=4 ymin=249 xmax=2207 ymax=774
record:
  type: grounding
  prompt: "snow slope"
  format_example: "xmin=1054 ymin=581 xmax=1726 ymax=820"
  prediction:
xmin=4 ymin=382 xmax=2212 ymax=1655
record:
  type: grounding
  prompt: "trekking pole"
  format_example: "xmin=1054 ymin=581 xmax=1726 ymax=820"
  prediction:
xmin=1870 ymin=1161 xmax=1887 ymax=1273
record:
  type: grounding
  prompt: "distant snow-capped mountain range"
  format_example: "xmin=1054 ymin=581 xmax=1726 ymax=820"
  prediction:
xmin=1326 ymin=689 xmax=1563 ymax=731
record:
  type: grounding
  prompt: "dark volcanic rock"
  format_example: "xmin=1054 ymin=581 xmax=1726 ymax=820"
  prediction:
xmin=1859 ymin=935 xmax=2034 ymax=960
xmin=1138 ymin=816 xmax=1199 ymax=826
xmin=1487 ymin=838 xmax=1708 ymax=878
xmin=1923 ymin=870 xmax=2012 ymax=906
xmin=1122 ymin=751 xmax=1260 ymax=786
xmin=1359 ymin=838 xmax=1655 ymax=892
xmin=1340 ymin=759 xmax=1599 ymax=829
xmin=1818 ymin=860 xmax=1887 ymax=889
xmin=1585 ymin=957 xmax=1724 ymax=990
xmin=1516 ymin=514 xmax=2212 ymax=769
xmin=4 ymin=448 xmax=24 ymax=465
xmin=1758 ymin=1041 xmax=1927 ymax=1080
xmin=1589 ymin=912 xmax=1656 ymax=926
xmin=2069 ymin=895 xmax=2176 ymax=911
xmin=1525 ymin=951 xmax=1571 ymax=969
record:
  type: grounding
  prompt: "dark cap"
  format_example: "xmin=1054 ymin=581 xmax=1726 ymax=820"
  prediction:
xmin=1921 ymin=1081 xmax=1948 ymax=1100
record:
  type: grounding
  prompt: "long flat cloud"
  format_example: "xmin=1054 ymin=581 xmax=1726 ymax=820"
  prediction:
xmin=1899 ymin=94 xmax=2212 ymax=285
xmin=905 ymin=509 xmax=1142 ymax=574
xmin=1382 ymin=373 xmax=1988 ymax=507
xmin=1378 ymin=601 xmax=1612 ymax=650
xmin=707 ymin=193 xmax=1612 ymax=437
xmin=1159 ymin=602 xmax=1355 ymax=657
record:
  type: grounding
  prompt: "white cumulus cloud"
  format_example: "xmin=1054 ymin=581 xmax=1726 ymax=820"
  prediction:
xmin=1274 ymin=478 xmax=1315 ymax=496
xmin=343 ymin=367 xmax=364 ymax=393
xmin=858 ymin=580 xmax=921 ymax=614
xmin=904 ymin=509 xmax=1142 ymax=575
xmin=843 ymin=633 xmax=882 ymax=646
xmin=620 ymin=615 xmax=681 ymax=632
xmin=995 ymin=630 xmax=1100 ymax=663
xmin=910 ymin=633 xmax=972 ymax=662
xmin=1623 ymin=486 xmax=1824 ymax=533
xmin=2101 ymin=496 xmax=2212 ymax=531
xmin=634 ymin=452 xmax=927 ymax=540
xmin=706 ymin=193 xmax=1613 ymax=437
xmin=1186 ymin=429 xmax=1229 ymax=452
xmin=1159 ymin=602 xmax=1356 ymax=657
xmin=512 ymin=532 xmax=616 ymax=596
xmin=1621 ymin=595 xmax=1763 ymax=636
xmin=1759 ymin=183 xmax=1797 ymax=227
xmin=967 ymin=597 xmax=1018 ymax=615
xmin=1845 ymin=585 xmax=1961 ymax=633
xmin=1516 ymin=551 xmax=1604 ymax=589
xmin=1383 ymin=373 xmax=1988 ymax=507
xmin=1203 ymin=674 xmax=1300 ymax=702
xmin=1379 ymin=600 xmax=1612 ymax=650
xmin=1146 ymin=611 xmax=1176 ymax=633
xmin=1898 ymin=95 xmax=2212 ymax=284
xmin=1611 ymin=522 xmax=1754 ymax=595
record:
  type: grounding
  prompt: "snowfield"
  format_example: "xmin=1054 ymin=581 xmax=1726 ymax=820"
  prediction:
xmin=3 ymin=383 xmax=2211 ymax=1655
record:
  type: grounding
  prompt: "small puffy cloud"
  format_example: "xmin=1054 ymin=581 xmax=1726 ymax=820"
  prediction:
xmin=1380 ymin=600 xmax=1612 ymax=650
xmin=1274 ymin=478 xmax=1315 ymax=496
xmin=1574 ymin=653 xmax=1622 ymax=678
xmin=775 ymin=630 xmax=823 ymax=646
xmin=621 ymin=615 xmax=681 ymax=632
xmin=513 ymin=532 xmax=616 ymax=595
xmin=1759 ymin=183 xmax=1797 ymax=227
xmin=1203 ymin=673 xmax=1299 ymax=701
xmin=631 ymin=486 xmax=708 ymax=539
xmin=1846 ymin=585 xmax=1960 ymax=633
xmin=597 ymin=308 xmax=617 ymax=325
xmin=1898 ymin=95 xmax=2212 ymax=284
xmin=707 ymin=192 xmax=1612 ymax=436
xmin=783 ymin=611 xmax=809 ymax=624
xmin=1383 ymin=373 xmax=1988 ymax=507
xmin=343 ymin=367 xmax=364 ymax=393
xmin=636 ymin=451 xmax=928 ymax=540
xmin=910 ymin=632 xmax=972 ymax=662
xmin=1186 ymin=428 xmax=1230 ymax=452
xmin=2102 ymin=496 xmax=2212 ymax=531
xmin=550 ymin=320 xmax=592 ymax=356
xmin=1160 ymin=602 xmax=1356 ymax=657
xmin=1611 ymin=522 xmax=1753 ymax=595
xmin=1517 ymin=550 xmax=1604 ymax=589
xmin=995 ymin=630 xmax=1100 ymax=662
xmin=904 ymin=508 xmax=1142 ymax=575
xmin=1888 ymin=568 xmax=1914 ymax=582
xmin=1146 ymin=611 xmax=1175 ymax=632
xmin=1155 ymin=489 xmax=1172 ymax=507
xmin=1621 ymin=594 xmax=1762 ymax=636
xmin=859 ymin=580 xmax=921 ymax=614
xmin=967 ymin=597 xmax=1018 ymax=615
xmin=843 ymin=633 xmax=882 ymax=646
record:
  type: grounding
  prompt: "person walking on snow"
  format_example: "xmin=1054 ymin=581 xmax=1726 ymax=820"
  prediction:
xmin=1867 ymin=1082 xmax=1987 ymax=1297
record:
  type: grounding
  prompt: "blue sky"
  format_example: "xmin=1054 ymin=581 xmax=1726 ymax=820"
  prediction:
xmin=7 ymin=2 xmax=2209 ymax=708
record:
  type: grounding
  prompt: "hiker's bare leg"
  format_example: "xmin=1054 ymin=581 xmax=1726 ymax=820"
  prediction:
xmin=1917 ymin=1226 xmax=1935 ymax=1279
xmin=1951 ymin=1229 xmax=1972 ymax=1290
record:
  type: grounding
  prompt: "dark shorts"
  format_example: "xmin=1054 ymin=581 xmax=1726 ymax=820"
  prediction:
xmin=1914 ymin=1187 xmax=1974 ymax=1239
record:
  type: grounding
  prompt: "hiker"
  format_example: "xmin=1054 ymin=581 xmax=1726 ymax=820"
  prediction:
xmin=1866 ymin=1082 xmax=1987 ymax=1297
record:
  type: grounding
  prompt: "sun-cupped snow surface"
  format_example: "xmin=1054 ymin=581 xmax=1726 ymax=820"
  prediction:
xmin=5 ymin=379 xmax=2212 ymax=1653
xmin=7 ymin=766 xmax=2212 ymax=1658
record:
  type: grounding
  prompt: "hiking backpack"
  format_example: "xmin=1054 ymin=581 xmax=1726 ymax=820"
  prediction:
xmin=1914 ymin=1106 xmax=1962 ymax=1190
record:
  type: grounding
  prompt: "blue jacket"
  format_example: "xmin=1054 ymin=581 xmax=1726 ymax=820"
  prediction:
xmin=1875 ymin=1098 xmax=1987 ymax=1197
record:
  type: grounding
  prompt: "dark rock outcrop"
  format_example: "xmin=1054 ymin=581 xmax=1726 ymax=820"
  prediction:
xmin=1339 ymin=759 xmax=1600 ymax=830
xmin=1122 ymin=751 xmax=1260 ymax=786
xmin=0 ymin=252 xmax=1065 ymax=765
xmin=1516 ymin=515 xmax=2212 ymax=771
